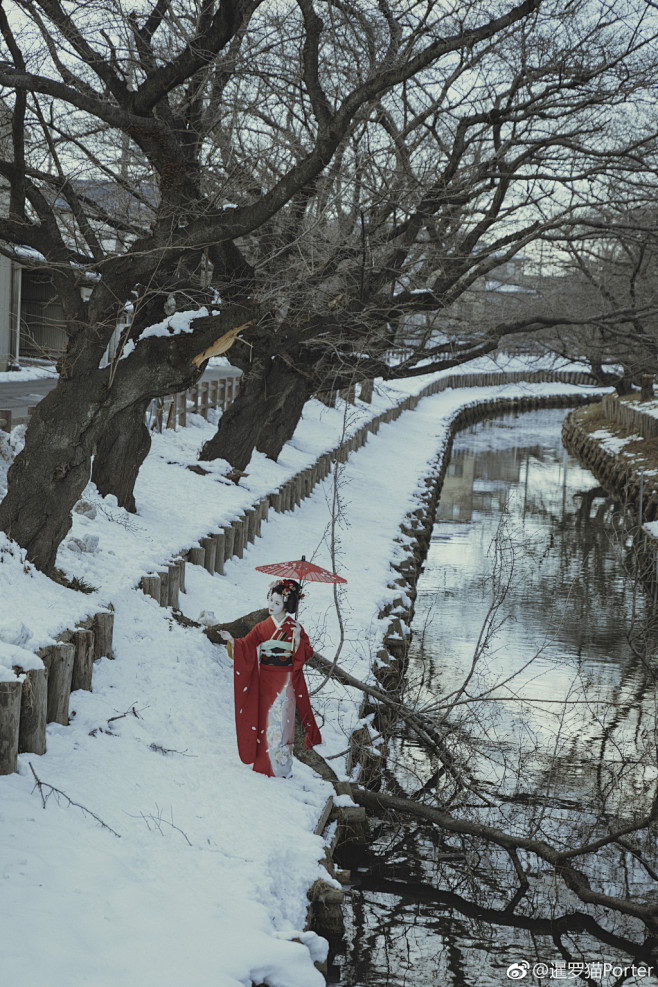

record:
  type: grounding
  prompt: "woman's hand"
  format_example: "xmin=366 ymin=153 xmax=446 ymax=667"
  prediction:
xmin=219 ymin=629 xmax=234 ymax=643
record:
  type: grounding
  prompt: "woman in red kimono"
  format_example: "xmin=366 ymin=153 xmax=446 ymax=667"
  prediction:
xmin=219 ymin=579 xmax=321 ymax=777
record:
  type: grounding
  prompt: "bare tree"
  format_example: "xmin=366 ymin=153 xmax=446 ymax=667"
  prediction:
xmin=0 ymin=0 xmax=550 ymax=570
xmin=0 ymin=0 xmax=657 ymax=570
xmin=532 ymin=193 xmax=658 ymax=392
xmin=200 ymin=0 xmax=658 ymax=466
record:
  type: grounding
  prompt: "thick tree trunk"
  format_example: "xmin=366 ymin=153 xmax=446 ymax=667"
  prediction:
xmin=199 ymin=363 xmax=269 ymax=469
xmin=200 ymin=355 xmax=311 ymax=468
xmin=0 ymin=378 xmax=103 ymax=571
xmin=1 ymin=380 xmax=157 ymax=570
xmin=200 ymin=356 xmax=314 ymax=468
xmin=256 ymin=378 xmax=311 ymax=461
xmin=91 ymin=400 xmax=152 ymax=512
xmin=0 ymin=306 xmax=255 ymax=571
xmin=359 ymin=378 xmax=374 ymax=403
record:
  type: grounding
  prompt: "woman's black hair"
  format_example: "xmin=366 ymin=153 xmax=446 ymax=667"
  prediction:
xmin=269 ymin=579 xmax=302 ymax=614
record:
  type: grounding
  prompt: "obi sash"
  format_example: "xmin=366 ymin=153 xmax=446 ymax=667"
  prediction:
xmin=259 ymin=638 xmax=294 ymax=667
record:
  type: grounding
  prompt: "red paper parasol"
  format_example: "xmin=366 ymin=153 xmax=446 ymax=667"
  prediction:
xmin=255 ymin=555 xmax=347 ymax=584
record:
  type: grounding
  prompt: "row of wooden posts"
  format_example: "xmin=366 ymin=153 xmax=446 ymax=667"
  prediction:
xmin=0 ymin=373 xmax=241 ymax=435
xmin=0 ymin=612 xmax=115 ymax=774
xmin=137 ymin=429 xmax=383 ymax=606
xmin=1 ymin=366 xmax=595 ymax=436
xmin=602 ymin=392 xmax=658 ymax=440
xmin=136 ymin=364 xmax=594 ymax=607
xmin=147 ymin=374 xmax=241 ymax=432
xmin=0 ymin=365 xmax=599 ymax=774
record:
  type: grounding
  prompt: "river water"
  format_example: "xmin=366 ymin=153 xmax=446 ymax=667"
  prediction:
xmin=334 ymin=408 xmax=658 ymax=987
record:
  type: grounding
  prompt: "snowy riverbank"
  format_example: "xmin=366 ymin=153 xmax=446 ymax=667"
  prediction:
xmin=0 ymin=362 xmax=607 ymax=986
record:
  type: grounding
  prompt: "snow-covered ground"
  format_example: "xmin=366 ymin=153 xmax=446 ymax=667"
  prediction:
xmin=0 ymin=362 xmax=58 ymax=384
xmin=0 ymin=364 xmax=608 ymax=987
xmin=589 ymin=427 xmax=644 ymax=455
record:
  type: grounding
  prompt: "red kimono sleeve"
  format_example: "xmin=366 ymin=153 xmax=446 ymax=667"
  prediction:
xmin=292 ymin=626 xmax=322 ymax=749
xmin=232 ymin=621 xmax=266 ymax=764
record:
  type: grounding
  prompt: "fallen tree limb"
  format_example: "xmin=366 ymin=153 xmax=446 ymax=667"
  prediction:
xmin=352 ymin=788 xmax=658 ymax=931
xmin=203 ymin=613 xmax=480 ymax=796
xmin=355 ymin=871 xmax=657 ymax=965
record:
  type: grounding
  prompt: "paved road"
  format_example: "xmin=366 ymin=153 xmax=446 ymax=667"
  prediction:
xmin=0 ymin=364 xmax=242 ymax=427
xmin=0 ymin=375 xmax=57 ymax=412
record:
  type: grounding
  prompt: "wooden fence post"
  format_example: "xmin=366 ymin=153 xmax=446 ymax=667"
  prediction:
xmin=244 ymin=507 xmax=257 ymax=544
xmin=200 ymin=536 xmax=216 ymax=573
xmin=0 ymin=409 xmax=12 ymax=432
xmin=165 ymin=397 xmax=176 ymax=430
xmin=174 ymin=558 xmax=186 ymax=593
xmin=214 ymin=532 xmax=225 ymax=575
xmin=0 ymin=678 xmax=21 ymax=774
xmin=200 ymin=381 xmax=210 ymax=419
xmin=223 ymin=524 xmax=235 ymax=561
xmin=254 ymin=501 xmax=264 ymax=535
xmin=71 ymin=629 xmax=94 ymax=693
xmin=280 ymin=483 xmax=290 ymax=512
xmin=41 ymin=643 xmax=75 ymax=725
xmin=17 ymin=667 xmax=47 ymax=755
xmin=93 ymin=612 xmax=114 ymax=660
xmin=140 ymin=574 xmax=161 ymax=602
xmin=168 ymin=562 xmax=181 ymax=608
xmin=158 ymin=569 xmax=170 ymax=606
xmin=232 ymin=518 xmax=244 ymax=559
xmin=188 ymin=546 xmax=206 ymax=567
xmin=258 ymin=496 xmax=269 ymax=530
xmin=239 ymin=515 xmax=250 ymax=551
xmin=189 ymin=384 xmax=199 ymax=414
xmin=177 ymin=391 xmax=187 ymax=428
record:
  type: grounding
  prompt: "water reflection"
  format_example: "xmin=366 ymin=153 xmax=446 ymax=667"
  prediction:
xmin=335 ymin=409 xmax=658 ymax=987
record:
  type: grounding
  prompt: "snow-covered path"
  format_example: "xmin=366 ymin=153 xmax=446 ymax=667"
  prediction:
xmin=0 ymin=374 xmax=606 ymax=986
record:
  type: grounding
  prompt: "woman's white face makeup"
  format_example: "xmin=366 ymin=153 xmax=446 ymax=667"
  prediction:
xmin=268 ymin=591 xmax=285 ymax=617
